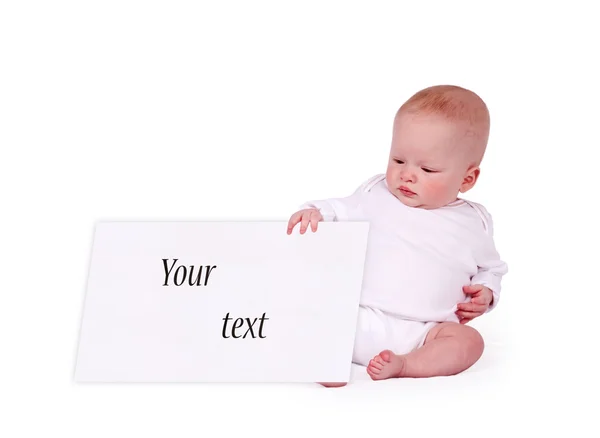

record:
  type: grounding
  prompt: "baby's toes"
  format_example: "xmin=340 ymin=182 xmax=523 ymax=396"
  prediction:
xmin=379 ymin=349 xmax=395 ymax=363
xmin=373 ymin=355 xmax=387 ymax=368
xmin=366 ymin=367 xmax=378 ymax=379
xmin=369 ymin=358 xmax=384 ymax=371
xmin=367 ymin=363 xmax=381 ymax=376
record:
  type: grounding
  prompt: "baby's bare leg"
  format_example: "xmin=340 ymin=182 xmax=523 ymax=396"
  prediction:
xmin=367 ymin=322 xmax=484 ymax=380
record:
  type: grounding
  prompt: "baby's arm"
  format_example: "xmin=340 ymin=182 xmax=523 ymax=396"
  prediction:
xmin=470 ymin=207 xmax=508 ymax=312
xmin=298 ymin=196 xmax=357 ymax=222
xmin=296 ymin=175 xmax=379 ymax=221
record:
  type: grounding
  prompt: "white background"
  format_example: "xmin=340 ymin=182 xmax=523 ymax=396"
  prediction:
xmin=1 ymin=1 xmax=598 ymax=436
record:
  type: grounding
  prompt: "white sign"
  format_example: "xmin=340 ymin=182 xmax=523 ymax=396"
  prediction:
xmin=74 ymin=221 xmax=369 ymax=382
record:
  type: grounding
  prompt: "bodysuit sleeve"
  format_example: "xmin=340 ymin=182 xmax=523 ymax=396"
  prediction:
xmin=296 ymin=174 xmax=382 ymax=221
xmin=468 ymin=203 xmax=509 ymax=312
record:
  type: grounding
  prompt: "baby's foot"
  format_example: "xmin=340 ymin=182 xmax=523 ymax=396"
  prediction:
xmin=318 ymin=382 xmax=347 ymax=388
xmin=366 ymin=350 xmax=406 ymax=380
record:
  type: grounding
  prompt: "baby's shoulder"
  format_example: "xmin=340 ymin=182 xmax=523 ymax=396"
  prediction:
xmin=459 ymin=199 xmax=495 ymax=235
xmin=353 ymin=174 xmax=386 ymax=193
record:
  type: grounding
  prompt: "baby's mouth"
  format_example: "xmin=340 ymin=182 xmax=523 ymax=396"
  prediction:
xmin=399 ymin=186 xmax=416 ymax=197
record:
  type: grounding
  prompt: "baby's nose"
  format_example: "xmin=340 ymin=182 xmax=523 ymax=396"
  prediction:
xmin=400 ymin=169 xmax=415 ymax=182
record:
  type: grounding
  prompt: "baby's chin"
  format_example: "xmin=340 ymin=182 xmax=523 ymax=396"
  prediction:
xmin=390 ymin=189 xmax=425 ymax=208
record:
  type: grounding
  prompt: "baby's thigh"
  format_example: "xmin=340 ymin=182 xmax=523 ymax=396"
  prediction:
xmin=352 ymin=306 xmax=436 ymax=366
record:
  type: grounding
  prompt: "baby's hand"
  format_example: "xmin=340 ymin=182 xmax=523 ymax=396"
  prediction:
xmin=287 ymin=208 xmax=324 ymax=235
xmin=456 ymin=284 xmax=493 ymax=324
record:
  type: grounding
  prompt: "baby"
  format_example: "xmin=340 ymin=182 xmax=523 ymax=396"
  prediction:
xmin=286 ymin=85 xmax=508 ymax=387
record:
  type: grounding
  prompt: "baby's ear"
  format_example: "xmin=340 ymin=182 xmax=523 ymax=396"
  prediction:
xmin=459 ymin=166 xmax=480 ymax=193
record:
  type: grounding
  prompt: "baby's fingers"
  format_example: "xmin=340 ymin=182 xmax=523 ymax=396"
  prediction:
xmin=457 ymin=302 xmax=487 ymax=313
xmin=310 ymin=215 xmax=319 ymax=232
xmin=470 ymin=296 xmax=488 ymax=305
xmin=456 ymin=310 xmax=482 ymax=321
xmin=299 ymin=214 xmax=312 ymax=234
xmin=286 ymin=214 xmax=301 ymax=234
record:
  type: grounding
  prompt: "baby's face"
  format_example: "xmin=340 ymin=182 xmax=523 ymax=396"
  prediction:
xmin=385 ymin=112 xmax=479 ymax=209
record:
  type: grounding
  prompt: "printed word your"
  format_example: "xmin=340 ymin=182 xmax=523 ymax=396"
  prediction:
xmin=162 ymin=258 xmax=217 ymax=286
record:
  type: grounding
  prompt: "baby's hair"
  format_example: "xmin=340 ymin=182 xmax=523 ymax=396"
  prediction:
xmin=396 ymin=85 xmax=491 ymax=166
xmin=398 ymin=85 xmax=490 ymax=126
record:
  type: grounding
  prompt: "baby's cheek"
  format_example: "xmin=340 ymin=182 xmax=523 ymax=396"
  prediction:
xmin=422 ymin=178 xmax=450 ymax=201
xmin=385 ymin=169 xmax=402 ymax=187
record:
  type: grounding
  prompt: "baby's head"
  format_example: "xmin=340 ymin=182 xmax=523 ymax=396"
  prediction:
xmin=385 ymin=85 xmax=490 ymax=209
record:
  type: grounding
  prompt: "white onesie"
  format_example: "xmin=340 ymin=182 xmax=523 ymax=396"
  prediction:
xmin=299 ymin=174 xmax=508 ymax=366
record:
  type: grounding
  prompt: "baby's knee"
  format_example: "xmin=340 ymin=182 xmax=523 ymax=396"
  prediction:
xmin=461 ymin=325 xmax=484 ymax=358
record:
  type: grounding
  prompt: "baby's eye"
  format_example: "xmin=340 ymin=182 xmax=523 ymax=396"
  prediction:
xmin=394 ymin=159 xmax=404 ymax=164
xmin=422 ymin=168 xmax=437 ymax=173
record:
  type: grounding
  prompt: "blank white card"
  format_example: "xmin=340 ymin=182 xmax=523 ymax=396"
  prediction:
xmin=74 ymin=221 xmax=369 ymax=382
